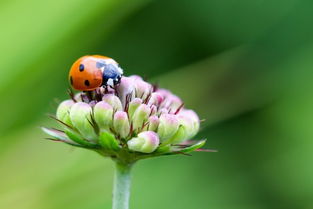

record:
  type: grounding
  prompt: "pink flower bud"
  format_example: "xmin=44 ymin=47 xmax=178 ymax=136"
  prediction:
xmin=127 ymin=131 xmax=159 ymax=153
xmin=148 ymin=92 xmax=164 ymax=106
xmin=156 ymin=89 xmax=171 ymax=98
xmin=148 ymin=115 xmax=159 ymax=132
xmin=179 ymin=109 xmax=200 ymax=136
xmin=116 ymin=77 xmax=135 ymax=107
xmin=133 ymin=78 xmax=152 ymax=100
xmin=162 ymin=94 xmax=182 ymax=111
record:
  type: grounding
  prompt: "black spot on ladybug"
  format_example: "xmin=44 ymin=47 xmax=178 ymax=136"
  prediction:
xmin=79 ymin=64 xmax=84 ymax=72
xmin=84 ymin=80 xmax=90 ymax=86
xmin=70 ymin=76 xmax=73 ymax=85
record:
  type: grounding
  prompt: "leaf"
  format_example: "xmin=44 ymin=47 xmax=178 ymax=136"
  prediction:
xmin=41 ymin=127 xmax=69 ymax=141
xmin=174 ymin=140 xmax=207 ymax=153
xmin=64 ymin=130 xmax=99 ymax=148
xmin=41 ymin=127 xmax=81 ymax=146
xmin=155 ymin=144 xmax=171 ymax=153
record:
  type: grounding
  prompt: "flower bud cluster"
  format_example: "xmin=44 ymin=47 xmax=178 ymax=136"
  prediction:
xmin=43 ymin=75 xmax=205 ymax=161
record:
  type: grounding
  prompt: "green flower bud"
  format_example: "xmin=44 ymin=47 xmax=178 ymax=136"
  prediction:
xmin=113 ymin=111 xmax=130 ymax=139
xmin=128 ymin=98 xmax=142 ymax=118
xmin=94 ymin=101 xmax=113 ymax=131
xmin=131 ymin=104 xmax=150 ymax=132
xmin=148 ymin=116 xmax=159 ymax=132
xmin=170 ymin=110 xmax=200 ymax=144
xmin=102 ymin=94 xmax=123 ymax=111
xmin=180 ymin=109 xmax=200 ymax=138
xmin=69 ymin=102 xmax=97 ymax=141
xmin=56 ymin=100 xmax=74 ymax=126
xmin=127 ymin=131 xmax=159 ymax=153
xmin=157 ymin=114 xmax=179 ymax=144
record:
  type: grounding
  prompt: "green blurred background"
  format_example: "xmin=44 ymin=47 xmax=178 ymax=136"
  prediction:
xmin=1 ymin=0 xmax=313 ymax=208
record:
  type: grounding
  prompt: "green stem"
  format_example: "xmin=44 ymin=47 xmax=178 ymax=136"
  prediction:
xmin=112 ymin=162 xmax=132 ymax=209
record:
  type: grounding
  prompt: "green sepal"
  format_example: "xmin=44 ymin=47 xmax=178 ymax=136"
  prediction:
xmin=174 ymin=140 xmax=206 ymax=153
xmin=99 ymin=131 xmax=121 ymax=151
xmin=41 ymin=127 xmax=68 ymax=141
xmin=65 ymin=130 xmax=99 ymax=148
xmin=155 ymin=144 xmax=171 ymax=153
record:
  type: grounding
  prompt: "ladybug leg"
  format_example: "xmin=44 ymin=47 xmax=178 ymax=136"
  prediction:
xmin=103 ymin=85 xmax=109 ymax=94
xmin=102 ymin=77 xmax=109 ymax=87
xmin=95 ymin=88 xmax=102 ymax=101
xmin=84 ymin=90 xmax=94 ymax=102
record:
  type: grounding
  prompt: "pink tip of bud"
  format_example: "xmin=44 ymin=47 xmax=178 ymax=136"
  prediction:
xmin=95 ymin=101 xmax=112 ymax=110
xmin=129 ymin=75 xmax=143 ymax=80
xmin=61 ymin=100 xmax=75 ymax=107
xmin=131 ymin=98 xmax=143 ymax=105
xmin=178 ymin=109 xmax=200 ymax=123
xmin=102 ymin=94 xmax=123 ymax=111
xmin=156 ymin=89 xmax=171 ymax=98
xmin=114 ymin=111 xmax=128 ymax=120
xmin=160 ymin=114 xmax=178 ymax=125
xmin=127 ymin=131 xmax=160 ymax=153
xmin=148 ymin=92 xmax=164 ymax=106
xmin=139 ymin=131 xmax=159 ymax=146
xmin=113 ymin=111 xmax=130 ymax=138
xmin=116 ymin=77 xmax=136 ymax=107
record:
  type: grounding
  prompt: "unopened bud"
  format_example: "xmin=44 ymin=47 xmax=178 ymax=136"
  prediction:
xmin=94 ymin=101 xmax=113 ymax=131
xmin=180 ymin=110 xmax=199 ymax=134
xmin=148 ymin=116 xmax=159 ymax=132
xmin=157 ymin=114 xmax=179 ymax=144
xmin=113 ymin=111 xmax=130 ymax=139
xmin=56 ymin=100 xmax=74 ymax=126
xmin=132 ymin=104 xmax=150 ymax=132
xmin=133 ymin=78 xmax=152 ymax=100
xmin=148 ymin=92 xmax=164 ymax=106
xmin=69 ymin=102 xmax=97 ymax=141
xmin=127 ymin=131 xmax=159 ymax=153
xmin=116 ymin=77 xmax=135 ymax=107
xmin=169 ymin=110 xmax=200 ymax=144
xmin=102 ymin=94 xmax=123 ymax=111
xmin=128 ymin=98 xmax=142 ymax=118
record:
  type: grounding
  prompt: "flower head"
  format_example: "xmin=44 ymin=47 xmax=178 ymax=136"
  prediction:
xmin=43 ymin=75 xmax=207 ymax=163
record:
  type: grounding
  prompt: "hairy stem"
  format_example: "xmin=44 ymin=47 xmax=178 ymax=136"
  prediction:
xmin=112 ymin=162 xmax=132 ymax=209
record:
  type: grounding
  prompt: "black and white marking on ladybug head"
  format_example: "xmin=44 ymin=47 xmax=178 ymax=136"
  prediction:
xmin=101 ymin=63 xmax=123 ymax=86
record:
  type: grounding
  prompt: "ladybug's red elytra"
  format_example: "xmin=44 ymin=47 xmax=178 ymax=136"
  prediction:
xmin=69 ymin=55 xmax=123 ymax=91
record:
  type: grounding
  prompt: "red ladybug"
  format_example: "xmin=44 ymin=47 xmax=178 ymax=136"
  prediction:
xmin=69 ymin=55 xmax=123 ymax=91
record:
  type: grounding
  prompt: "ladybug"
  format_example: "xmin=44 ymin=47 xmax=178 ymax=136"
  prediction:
xmin=69 ymin=55 xmax=123 ymax=91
